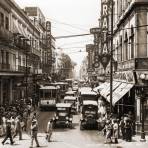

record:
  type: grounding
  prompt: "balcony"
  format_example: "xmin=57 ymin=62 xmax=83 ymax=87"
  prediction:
xmin=118 ymin=58 xmax=148 ymax=71
xmin=0 ymin=63 xmax=10 ymax=71
xmin=0 ymin=26 xmax=13 ymax=42
xmin=14 ymin=38 xmax=31 ymax=53
xmin=32 ymin=47 xmax=41 ymax=57
xmin=18 ymin=65 xmax=30 ymax=73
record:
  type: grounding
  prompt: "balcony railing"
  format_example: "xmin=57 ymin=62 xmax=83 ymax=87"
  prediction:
xmin=0 ymin=26 xmax=13 ymax=42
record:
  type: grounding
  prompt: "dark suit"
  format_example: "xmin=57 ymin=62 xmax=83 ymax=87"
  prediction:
xmin=2 ymin=123 xmax=14 ymax=144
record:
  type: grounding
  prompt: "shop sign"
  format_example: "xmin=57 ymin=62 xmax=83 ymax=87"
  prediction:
xmin=135 ymin=58 xmax=148 ymax=70
xmin=101 ymin=0 xmax=109 ymax=54
xmin=114 ymin=71 xmax=135 ymax=83
xmin=46 ymin=21 xmax=51 ymax=48
xmin=90 ymin=27 xmax=100 ymax=34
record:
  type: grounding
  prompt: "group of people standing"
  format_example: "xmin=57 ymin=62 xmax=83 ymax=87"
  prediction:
xmin=102 ymin=113 xmax=134 ymax=144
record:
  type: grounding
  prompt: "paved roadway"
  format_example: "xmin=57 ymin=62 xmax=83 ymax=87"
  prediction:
xmin=37 ymin=111 xmax=105 ymax=147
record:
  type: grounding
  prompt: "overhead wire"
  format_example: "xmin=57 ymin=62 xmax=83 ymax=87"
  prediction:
xmin=48 ymin=18 xmax=89 ymax=31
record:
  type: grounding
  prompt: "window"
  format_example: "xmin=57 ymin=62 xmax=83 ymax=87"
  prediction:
xmin=5 ymin=17 xmax=9 ymax=30
xmin=6 ymin=52 xmax=9 ymax=65
xmin=0 ymin=12 xmax=4 ymax=27
xmin=119 ymin=36 xmax=123 ymax=61
xmin=130 ymin=27 xmax=134 ymax=59
xmin=124 ymin=32 xmax=128 ymax=60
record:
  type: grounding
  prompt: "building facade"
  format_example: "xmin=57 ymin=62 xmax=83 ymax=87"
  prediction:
xmin=0 ymin=0 xmax=55 ymax=105
xmin=89 ymin=0 xmax=148 ymax=134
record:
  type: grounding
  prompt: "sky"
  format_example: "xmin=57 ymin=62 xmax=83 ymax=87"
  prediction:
xmin=15 ymin=0 xmax=101 ymax=76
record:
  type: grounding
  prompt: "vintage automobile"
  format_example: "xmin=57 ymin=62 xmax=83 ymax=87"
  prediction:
xmin=64 ymin=96 xmax=77 ymax=114
xmin=78 ymin=87 xmax=98 ymax=110
xmin=80 ymin=100 xmax=98 ymax=130
xmin=54 ymin=82 xmax=69 ymax=99
xmin=65 ymin=90 xmax=77 ymax=97
xmin=53 ymin=103 xmax=73 ymax=128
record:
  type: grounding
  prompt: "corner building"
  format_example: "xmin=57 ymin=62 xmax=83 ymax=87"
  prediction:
xmin=112 ymin=0 xmax=148 ymax=134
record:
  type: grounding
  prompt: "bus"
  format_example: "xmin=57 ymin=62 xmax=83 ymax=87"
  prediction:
xmin=39 ymin=85 xmax=60 ymax=110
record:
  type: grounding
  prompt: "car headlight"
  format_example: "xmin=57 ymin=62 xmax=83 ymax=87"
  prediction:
xmin=69 ymin=118 xmax=72 ymax=121
xmin=66 ymin=116 xmax=69 ymax=120
xmin=56 ymin=116 xmax=58 ymax=119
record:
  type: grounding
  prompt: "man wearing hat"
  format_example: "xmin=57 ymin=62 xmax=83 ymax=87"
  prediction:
xmin=30 ymin=119 xmax=40 ymax=148
xmin=2 ymin=120 xmax=14 ymax=145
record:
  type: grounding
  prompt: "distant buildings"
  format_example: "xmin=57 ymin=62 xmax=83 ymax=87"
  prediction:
xmin=0 ymin=0 xmax=56 ymax=104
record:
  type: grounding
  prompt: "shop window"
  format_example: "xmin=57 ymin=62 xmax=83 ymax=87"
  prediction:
xmin=5 ymin=16 xmax=9 ymax=30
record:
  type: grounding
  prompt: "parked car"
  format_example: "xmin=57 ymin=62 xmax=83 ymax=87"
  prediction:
xmin=53 ymin=103 xmax=73 ymax=128
xmin=80 ymin=100 xmax=98 ymax=130
xmin=64 ymin=96 xmax=77 ymax=114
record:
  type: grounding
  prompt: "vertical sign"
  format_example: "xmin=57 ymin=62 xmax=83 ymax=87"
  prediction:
xmin=46 ymin=21 xmax=51 ymax=48
xmin=99 ymin=0 xmax=110 ymax=70
xmin=90 ymin=28 xmax=101 ymax=68
xmin=101 ymin=0 xmax=109 ymax=54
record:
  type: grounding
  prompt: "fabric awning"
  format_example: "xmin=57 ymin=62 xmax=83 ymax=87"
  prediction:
xmin=106 ymin=83 xmax=134 ymax=105
xmin=99 ymin=81 xmax=121 ymax=98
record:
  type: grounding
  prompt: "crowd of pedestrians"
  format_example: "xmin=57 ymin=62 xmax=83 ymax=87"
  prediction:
xmin=101 ymin=112 xmax=134 ymax=144
xmin=0 ymin=98 xmax=32 ymax=145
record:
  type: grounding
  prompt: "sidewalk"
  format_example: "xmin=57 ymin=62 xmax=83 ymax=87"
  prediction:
xmin=109 ymin=135 xmax=148 ymax=148
xmin=0 ymin=132 xmax=49 ymax=148
xmin=1 ymin=133 xmax=148 ymax=148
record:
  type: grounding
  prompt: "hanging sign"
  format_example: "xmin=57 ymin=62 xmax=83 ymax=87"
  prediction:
xmin=99 ymin=0 xmax=110 ymax=69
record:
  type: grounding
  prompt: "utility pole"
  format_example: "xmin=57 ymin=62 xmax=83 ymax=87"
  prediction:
xmin=110 ymin=0 xmax=114 ymax=113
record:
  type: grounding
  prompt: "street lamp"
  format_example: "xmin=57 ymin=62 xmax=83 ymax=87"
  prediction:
xmin=136 ymin=74 xmax=146 ymax=142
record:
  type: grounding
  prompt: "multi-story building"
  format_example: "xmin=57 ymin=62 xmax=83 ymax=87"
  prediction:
xmin=93 ymin=0 xmax=148 ymax=134
xmin=0 ymin=0 xmax=55 ymax=105
xmin=79 ymin=58 xmax=88 ymax=81
xmin=24 ymin=7 xmax=56 ymax=75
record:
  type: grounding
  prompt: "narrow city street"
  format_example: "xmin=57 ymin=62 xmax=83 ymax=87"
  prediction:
xmin=1 ymin=0 xmax=148 ymax=147
xmin=1 ymin=110 xmax=148 ymax=148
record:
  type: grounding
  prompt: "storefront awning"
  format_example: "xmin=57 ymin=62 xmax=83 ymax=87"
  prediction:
xmin=101 ymin=81 xmax=121 ymax=98
xmin=94 ymin=81 xmax=121 ymax=98
xmin=106 ymin=83 xmax=134 ymax=105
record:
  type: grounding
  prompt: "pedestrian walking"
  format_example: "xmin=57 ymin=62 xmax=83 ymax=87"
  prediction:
xmin=13 ymin=116 xmax=22 ymax=140
xmin=30 ymin=119 xmax=40 ymax=148
xmin=119 ymin=116 xmax=125 ymax=139
xmin=112 ymin=119 xmax=118 ymax=143
xmin=2 ymin=121 xmax=14 ymax=145
xmin=104 ymin=120 xmax=113 ymax=144
xmin=46 ymin=119 xmax=53 ymax=142
xmin=124 ymin=118 xmax=132 ymax=142
xmin=32 ymin=112 xmax=37 ymax=122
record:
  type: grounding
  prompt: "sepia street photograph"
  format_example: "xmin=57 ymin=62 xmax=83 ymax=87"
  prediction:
xmin=0 ymin=0 xmax=148 ymax=147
